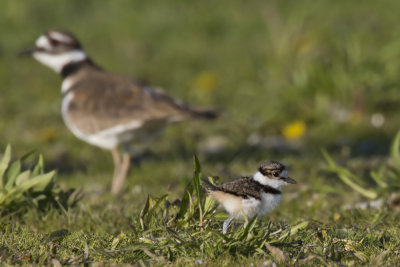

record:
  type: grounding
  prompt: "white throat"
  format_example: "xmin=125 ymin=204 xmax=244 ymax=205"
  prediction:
xmin=33 ymin=50 xmax=87 ymax=73
xmin=253 ymin=171 xmax=286 ymax=190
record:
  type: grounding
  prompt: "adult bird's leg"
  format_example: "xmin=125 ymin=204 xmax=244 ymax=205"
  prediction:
xmin=222 ymin=216 xmax=234 ymax=234
xmin=111 ymin=147 xmax=121 ymax=184
xmin=111 ymin=147 xmax=122 ymax=195
xmin=111 ymin=150 xmax=131 ymax=195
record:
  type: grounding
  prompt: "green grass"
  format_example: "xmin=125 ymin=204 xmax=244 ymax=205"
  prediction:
xmin=1 ymin=0 xmax=400 ymax=265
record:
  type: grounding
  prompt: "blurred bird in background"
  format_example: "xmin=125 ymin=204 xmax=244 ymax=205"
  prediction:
xmin=21 ymin=29 xmax=219 ymax=195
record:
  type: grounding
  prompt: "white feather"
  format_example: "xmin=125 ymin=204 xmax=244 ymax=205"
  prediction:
xmin=48 ymin=32 xmax=74 ymax=43
xmin=62 ymin=93 xmax=147 ymax=149
xmin=241 ymin=197 xmax=262 ymax=218
xmin=61 ymin=76 xmax=76 ymax=94
xmin=253 ymin=171 xmax=286 ymax=189
xmin=258 ymin=193 xmax=282 ymax=216
xmin=33 ymin=50 xmax=87 ymax=73
xmin=36 ymin=35 xmax=52 ymax=50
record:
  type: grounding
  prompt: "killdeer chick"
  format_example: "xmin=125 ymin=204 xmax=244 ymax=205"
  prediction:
xmin=203 ymin=160 xmax=296 ymax=234
xmin=20 ymin=29 xmax=218 ymax=195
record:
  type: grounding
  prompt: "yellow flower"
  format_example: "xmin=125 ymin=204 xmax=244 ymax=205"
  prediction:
xmin=282 ymin=120 xmax=306 ymax=140
xmin=334 ymin=213 xmax=341 ymax=221
xmin=39 ymin=127 xmax=58 ymax=142
xmin=321 ymin=229 xmax=327 ymax=237
xmin=193 ymin=72 xmax=218 ymax=93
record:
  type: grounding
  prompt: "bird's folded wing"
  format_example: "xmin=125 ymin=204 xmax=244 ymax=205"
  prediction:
xmin=219 ymin=177 xmax=262 ymax=200
xmin=65 ymin=73 xmax=192 ymax=135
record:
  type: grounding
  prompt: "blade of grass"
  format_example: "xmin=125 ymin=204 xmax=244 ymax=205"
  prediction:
xmin=146 ymin=194 xmax=168 ymax=227
xmin=240 ymin=216 xmax=258 ymax=241
xmin=193 ymin=155 xmax=203 ymax=225
xmin=277 ymin=221 xmax=309 ymax=241
xmin=370 ymin=167 xmax=388 ymax=188
xmin=322 ymin=149 xmax=378 ymax=199
xmin=390 ymin=129 xmax=400 ymax=172
xmin=32 ymin=155 xmax=44 ymax=176
xmin=140 ymin=195 xmax=151 ymax=230
xmin=176 ymin=190 xmax=191 ymax=220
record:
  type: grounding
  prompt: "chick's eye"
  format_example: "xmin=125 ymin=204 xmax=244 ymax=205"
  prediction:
xmin=273 ymin=172 xmax=279 ymax=177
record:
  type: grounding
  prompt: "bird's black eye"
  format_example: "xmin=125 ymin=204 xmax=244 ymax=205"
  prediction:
xmin=273 ymin=172 xmax=280 ymax=177
xmin=49 ymin=38 xmax=60 ymax=46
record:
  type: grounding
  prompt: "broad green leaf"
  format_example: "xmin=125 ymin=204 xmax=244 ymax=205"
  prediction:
xmin=0 ymin=145 xmax=59 ymax=214
xmin=5 ymin=160 xmax=21 ymax=190
xmin=32 ymin=155 xmax=44 ymax=176
xmin=0 ymin=171 xmax=55 ymax=205
xmin=15 ymin=170 xmax=31 ymax=187
xmin=0 ymin=144 xmax=11 ymax=191
xmin=20 ymin=150 xmax=36 ymax=162
xmin=203 ymin=196 xmax=217 ymax=216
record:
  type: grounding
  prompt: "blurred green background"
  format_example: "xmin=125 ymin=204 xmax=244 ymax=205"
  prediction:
xmin=1 ymin=0 xmax=400 ymax=197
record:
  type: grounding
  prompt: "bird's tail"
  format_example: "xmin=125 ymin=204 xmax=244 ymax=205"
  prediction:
xmin=202 ymin=178 xmax=219 ymax=193
xmin=189 ymin=107 xmax=220 ymax=120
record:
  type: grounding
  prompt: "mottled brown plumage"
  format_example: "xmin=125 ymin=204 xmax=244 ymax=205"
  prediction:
xmin=203 ymin=176 xmax=281 ymax=200
xmin=258 ymin=160 xmax=285 ymax=176
xmin=63 ymin=61 xmax=217 ymax=135
xmin=202 ymin=160 xmax=296 ymax=234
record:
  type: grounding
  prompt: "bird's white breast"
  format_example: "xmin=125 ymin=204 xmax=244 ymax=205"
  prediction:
xmin=258 ymin=193 xmax=282 ymax=216
xmin=241 ymin=197 xmax=262 ymax=218
xmin=241 ymin=193 xmax=281 ymax=218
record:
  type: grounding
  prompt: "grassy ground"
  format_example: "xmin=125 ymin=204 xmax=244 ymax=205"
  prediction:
xmin=1 ymin=0 xmax=400 ymax=265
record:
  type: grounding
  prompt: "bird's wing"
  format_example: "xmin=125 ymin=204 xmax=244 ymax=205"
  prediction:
xmin=219 ymin=177 xmax=262 ymax=200
xmin=65 ymin=71 xmax=215 ymax=135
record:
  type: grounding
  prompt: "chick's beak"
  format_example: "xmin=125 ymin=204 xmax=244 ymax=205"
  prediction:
xmin=281 ymin=176 xmax=297 ymax=184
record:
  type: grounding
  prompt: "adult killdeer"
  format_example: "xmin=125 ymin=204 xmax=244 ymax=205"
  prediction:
xmin=203 ymin=160 xmax=296 ymax=234
xmin=21 ymin=29 xmax=218 ymax=195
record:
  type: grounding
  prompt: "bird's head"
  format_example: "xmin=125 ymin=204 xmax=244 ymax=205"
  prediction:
xmin=20 ymin=29 xmax=87 ymax=73
xmin=253 ymin=160 xmax=296 ymax=189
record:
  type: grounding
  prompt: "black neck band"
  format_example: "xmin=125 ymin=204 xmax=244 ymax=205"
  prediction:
xmin=60 ymin=59 xmax=97 ymax=78
xmin=253 ymin=180 xmax=281 ymax=195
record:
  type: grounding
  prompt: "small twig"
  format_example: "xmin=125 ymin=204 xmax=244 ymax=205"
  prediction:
xmin=270 ymin=229 xmax=283 ymax=236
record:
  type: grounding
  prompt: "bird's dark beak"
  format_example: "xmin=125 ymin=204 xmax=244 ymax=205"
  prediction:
xmin=281 ymin=176 xmax=297 ymax=184
xmin=18 ymin=47 xmax=37 ymax=57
